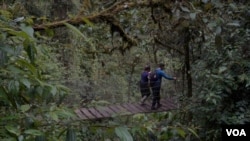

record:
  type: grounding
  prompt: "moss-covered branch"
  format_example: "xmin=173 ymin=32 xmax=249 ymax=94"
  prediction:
xmin=33 ymin=1 xmax=151 ymax=30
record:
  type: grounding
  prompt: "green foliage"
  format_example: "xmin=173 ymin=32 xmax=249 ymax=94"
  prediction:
xmin=186 ymin=1 xmax=250 ymax=140
xmin=65 ymin=128 xmax=77 ymax=141
xmin=0 ymin=8 xmax=75 ymax=141
xmin=115 ymin=126 xmax=133 ymax=141
xmin=1 ymin=0 xmax=249 ymax=141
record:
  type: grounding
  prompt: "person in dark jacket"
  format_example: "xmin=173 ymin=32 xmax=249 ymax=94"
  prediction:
xmin=140 ymin=65 xmax=151 ymax=105
xmin=151 ymin=63 xmax=176 ymax=110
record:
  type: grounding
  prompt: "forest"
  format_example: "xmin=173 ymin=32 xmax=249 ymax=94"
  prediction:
xmin=0 ymin=0 xmax=249 ymax=141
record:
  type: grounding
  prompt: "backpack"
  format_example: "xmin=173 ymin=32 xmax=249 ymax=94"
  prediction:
xmin=148 ymin=71 xmax=158 ymax=87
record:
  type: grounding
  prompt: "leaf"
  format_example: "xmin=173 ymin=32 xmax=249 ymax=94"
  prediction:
xmin=6 ymin=29 xmax=31 ymax=40
xmin=16 ymin=59 xmax=37 ymax=75
xmin=82 ymin=17 xmax=94 ymax=27
xmin=50 ymin=86 xmax=57 ymax=96
xmin=7 ymin=65 xmax=23 ymax=74
xmin=64 ymin=23 xmax=95 ymax=48
xmin=180 ymin=6 xmax=190 ymax=12
xmin=24 ymin=129 xmax=43 ymax=136
xmin=218 ymin=66 xmax=227 ymax=73
xmin=212 ymin=99 xmax=217 ymax=105
xmin=56 ymin=84 xmax=70 ymax=92
xmin=20 ymin=78 xmax=31 ymax=88
xmin=115 ymin=126 xmax=133 ymax=141
xmin=50 ymin=112 xmax=59 ymax=122
xmin=207 ymin=22 xmax=216 ymax=29
xmin=57 ymin=109 xmax=75 ymax=118
xmin=229 ymin=3 xmax=238 ymax=10
xmin=23 ymin=39 xmax=37 ymax=64
xmin=0 ymin=85 xmax=17 ymax=108
xmin=36 ymin=86 xmax=44 ymax=95
xmin=45 ymin=28 xmax=54 ymax=37
xmin=187 ymin=128 xmax=200 ymax=139
xmin=215 ymin=26 xmax=221 ymax=35
xmin=190 ymin=13 xmax=196 ymax=20
xmin=64 ymin=22 xmax=86 ymax=39
xmin=176 ymin=128 xmax=186 ymax=138
xmin=5 ymin=126 xmax=21 ymax=137
xmin=20 ymin=104 xmax=31 ymax=112
xmin=20 ymin=24 xmax=34 ymax=38
xmin=0 ymin=44 xmax=15 ymax=55
xmin=0 ymin=86 xmax=8 ymax=100
xmin=226 ymin=22 xmax=240 ymax=27
xmin=8 ymin=80 xmax=19 ymax=93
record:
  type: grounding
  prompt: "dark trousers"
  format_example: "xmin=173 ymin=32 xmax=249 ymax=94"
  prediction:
xmin=151 ymin=85 xmax=161 ymax=108
xmin=140 ymin=83 xmax=150 ymax=98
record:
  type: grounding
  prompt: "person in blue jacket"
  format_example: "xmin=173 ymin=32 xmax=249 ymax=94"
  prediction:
xmin=139 ymin=65 xmax=151 ymax=105
xmin=151 ymin=63 xmax=176 ymax=110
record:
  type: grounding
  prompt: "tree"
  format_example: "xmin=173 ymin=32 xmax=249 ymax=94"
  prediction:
xmin=1 ymin=0 xmax=249 ymax=140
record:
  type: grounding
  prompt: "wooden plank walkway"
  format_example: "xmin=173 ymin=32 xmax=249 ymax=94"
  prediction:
xmin=75 ymin=98 xmax=178 ymax=120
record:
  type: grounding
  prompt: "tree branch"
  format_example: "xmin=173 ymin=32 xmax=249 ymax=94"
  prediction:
xmin=154 ymin=37 xmax=184 ymax=55
xmin=32 ymin=0 xmax=163 ymax=30
xmin=32 ymin=1 xmax=165 ymax=47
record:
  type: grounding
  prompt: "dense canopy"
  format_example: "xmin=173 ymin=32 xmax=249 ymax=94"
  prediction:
xmin=0 ymin=0 xmax=249 ymax=141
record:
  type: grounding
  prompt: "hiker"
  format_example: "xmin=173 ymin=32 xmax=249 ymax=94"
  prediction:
xmin=139 ymin=65 xmax=151 ymax=105
xmin=150 ymin=63 xmax=176 ymax=110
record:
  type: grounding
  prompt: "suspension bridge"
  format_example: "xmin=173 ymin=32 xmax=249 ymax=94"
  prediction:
xmin=75 ymin=97 xmax=178 ymax=120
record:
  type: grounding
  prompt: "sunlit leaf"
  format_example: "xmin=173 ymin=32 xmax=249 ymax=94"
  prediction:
xmin=176 ymin=128 xmax=186 ymax=138
xmin=115 ymin=126 xmax=133 ymax=141
xmin=8 ymin=80 xmax=19 ymax=93
xmin=0 ymin=44 xmax=15 ymax=55
xmin=207 ymin=22 xmax=217 ymax=29
xmin=20 ymin=24 xmax=34 ymax=38
xmin=64 ymin=22 xmax=86 ymax=39
xmin=190 ymin=13 xmax=196 ymax=20
xmin=218 ymin=66 xmax=227 ymax=73
xmin=50 ymin=86 xmax=57 ymax=96
xmin=20 ymin=104 xmax=31 ymax=112
xmin=187 ymin=128 xmax=200 ymax=139
xmin=20 ymin=78 xmax=31 ymax=88
xmin=212 ymin=99 xmax=217 ymax=105
xmin=16 ymin=59 xmax=37 ymax=75
xmin=57 ymin=109 xmax=76 ymax=118
xmin=4 ymin=28 xmax=31 ymax=40
xmin=227 ymin=22 xmax=240 ymax=27
xmin=229 ymin=3 xmax=238 ymax=10
xmin=215 ymin=26 xmax=221 ymax=35
xmin=36 ymin=86 xmax=44 ymax=95
xmin=82 ymin=17 xmax=94 ymax=27
xmin=5 ymin=126 xmax=20 ymax=137
xmin=7 ymin=65 xmax=23 ymax=74
xmin=180 ymin=6 xmax=190 ymax=12
xmin=24 ymin=129 xmax=43 ymax=136
xmin=50 ymin=112 xmax=59 ymax=122
xmin=93 ymin=100 xmax=111 ymax=105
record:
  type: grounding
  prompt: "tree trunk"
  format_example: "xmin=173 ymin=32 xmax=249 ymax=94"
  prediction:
xmin=183 ymin=28 xmax=192 ymax=97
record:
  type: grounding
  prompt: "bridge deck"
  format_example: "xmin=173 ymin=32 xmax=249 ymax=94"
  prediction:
xmin=75 ymin=98 xmax=178 ymax=120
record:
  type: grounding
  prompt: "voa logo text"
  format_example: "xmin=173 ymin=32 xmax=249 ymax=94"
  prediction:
xmin=226 ymin=129 xmax=246 ymax=136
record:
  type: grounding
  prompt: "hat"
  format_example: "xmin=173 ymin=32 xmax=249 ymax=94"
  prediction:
xmin=144 ymin=65 xmax=150 ymax=71
xmin=159 ymin=63 xmax=165 ymax=68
